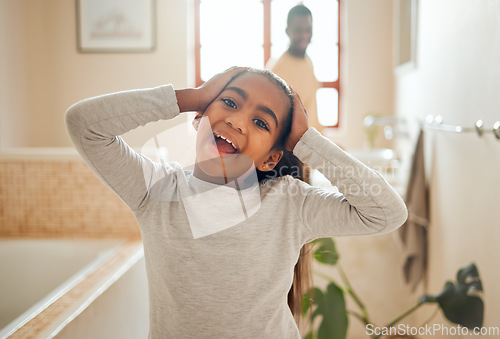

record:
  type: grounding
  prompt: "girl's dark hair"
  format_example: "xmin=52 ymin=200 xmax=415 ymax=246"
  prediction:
xmin=224 ymin=68 xmax=312 ymax=328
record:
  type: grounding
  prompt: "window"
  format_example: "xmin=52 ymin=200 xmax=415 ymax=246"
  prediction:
xmin=194 ymin=0 xmax=341 ymax=127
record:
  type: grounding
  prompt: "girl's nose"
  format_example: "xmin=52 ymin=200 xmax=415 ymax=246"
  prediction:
xmin=225 ymin=113 xmax=247 ymax=134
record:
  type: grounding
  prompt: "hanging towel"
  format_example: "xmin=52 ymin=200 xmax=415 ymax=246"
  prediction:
xmin=398 ymin=129 xmax=429 ymax=291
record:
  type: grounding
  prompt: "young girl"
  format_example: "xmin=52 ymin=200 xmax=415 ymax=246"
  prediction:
xmin=65 ymin=67 xmax=407 ymax=338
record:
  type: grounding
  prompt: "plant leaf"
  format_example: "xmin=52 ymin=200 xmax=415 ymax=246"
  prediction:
xmin=426 ymin=263 xmax=484 ymax=329
xmin=302 ymin=290 xmax=313 ymax=316
xmin=310 ymin=287 xmax=324 ymax=322
xmin=317 ymin=282 xmax=348 ymax=339
xmin=456 ymin=263 xmax=483 ymax=291
xmin=313 ymin=238 xmax=340 ymax=266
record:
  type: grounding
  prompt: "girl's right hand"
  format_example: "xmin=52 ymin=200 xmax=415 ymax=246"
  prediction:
xmin=175 ymin=67 xmax=249 ymax=114
xmin=197 ymin=66 xmax=249 ymax=111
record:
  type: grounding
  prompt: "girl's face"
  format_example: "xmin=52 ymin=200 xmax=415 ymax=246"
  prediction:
xmin=194 ymin=72 xmax=290 ymax=183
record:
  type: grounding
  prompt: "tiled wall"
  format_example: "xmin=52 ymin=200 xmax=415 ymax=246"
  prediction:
xmin=0 ymin=159 xmax=139 ymax=238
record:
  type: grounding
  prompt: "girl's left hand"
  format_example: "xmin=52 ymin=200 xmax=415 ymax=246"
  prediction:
xmin=285 ymin=88 xmax=309 ymax=151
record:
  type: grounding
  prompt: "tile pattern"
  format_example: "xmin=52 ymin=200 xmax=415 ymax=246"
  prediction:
xmin=0 ymin=160 xmax=139 ymax=237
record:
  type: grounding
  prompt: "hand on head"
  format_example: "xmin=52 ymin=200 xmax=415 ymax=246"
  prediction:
xmin=193 ymin=67 xmax=249 ymax=128
xmin=285 ymin=87 xmax=309 ymax=151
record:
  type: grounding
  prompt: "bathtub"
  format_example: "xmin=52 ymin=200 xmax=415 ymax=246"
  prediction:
xmin=0 ymin=238 xmax=148 ymax=338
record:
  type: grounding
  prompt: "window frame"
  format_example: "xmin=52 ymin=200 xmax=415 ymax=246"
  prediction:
xmin=194 ymin=0 xmax=341 ymax=128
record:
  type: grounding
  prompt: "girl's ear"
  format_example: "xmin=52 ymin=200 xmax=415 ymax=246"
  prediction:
xmin=259 ymin=150 xmax=283 ymax=171
xmin=192 ymin=112 xmax=203 ymax=131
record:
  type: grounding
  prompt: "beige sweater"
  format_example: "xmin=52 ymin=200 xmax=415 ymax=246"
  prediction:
xmin=65 ymin=84 xmax=407 ymax=338
xmin=269 ymin=52 xmax=321 ymax=130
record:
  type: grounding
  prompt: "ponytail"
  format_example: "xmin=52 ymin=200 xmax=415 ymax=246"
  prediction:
xmin=257 ymin=153 xmax=313 ymax=328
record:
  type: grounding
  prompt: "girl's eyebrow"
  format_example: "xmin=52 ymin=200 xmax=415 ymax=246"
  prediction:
xmin=225 ymin=86 xmax=248 ymax=100
xmin=225 ymin=86 xmax=278 ymax=127
xmin=257 ymin=105 xmax=278 ymax=128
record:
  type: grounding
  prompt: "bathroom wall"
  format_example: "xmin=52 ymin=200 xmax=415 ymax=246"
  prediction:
xmin=0 ymin=1 xmax=31 ymax=147
xmin=395 ymin=0 xmax=500 ymax=336
xmin=328 ymin=0 xmax=395 ymax=151
xmin=0 ymin=0 xmax=192 ymax=149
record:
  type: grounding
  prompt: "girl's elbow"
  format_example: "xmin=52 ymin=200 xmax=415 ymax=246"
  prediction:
xmin=65 ymin=109 xmax=79 ymax=137
xmin=64 ymin=102 xmax=89 ymax=146
xmin=65 ymin=101 xmax=82 ymax=125
xmin=371 ymin=202 xmax=408 ymax=235
xmin=387 ymin=202 xmax=408 ymax=232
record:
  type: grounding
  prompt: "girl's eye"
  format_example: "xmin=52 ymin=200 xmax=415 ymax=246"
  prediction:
xmin=222 ymin=98 xmax=237 ymax=109
xmin=253 ymin=119 xmax=269 ymax=131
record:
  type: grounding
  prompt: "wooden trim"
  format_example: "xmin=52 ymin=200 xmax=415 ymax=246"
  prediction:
xmin=320 ymin=81 xmax=339 ymax=89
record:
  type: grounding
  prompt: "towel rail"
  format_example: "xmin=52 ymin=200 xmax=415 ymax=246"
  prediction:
xmin=424 ymin=115 xmax=500 ymax=140
xmin=363 ymin=115 xmax=500 ymax=141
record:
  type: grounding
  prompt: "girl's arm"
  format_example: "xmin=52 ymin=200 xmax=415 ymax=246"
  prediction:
xmin=65 ymin=67 xmax=248 ymax=212
xmin=65 ymin=85 xmax=181 ymax=212
xmin=286 ymin=92 xmax=408 ymax=241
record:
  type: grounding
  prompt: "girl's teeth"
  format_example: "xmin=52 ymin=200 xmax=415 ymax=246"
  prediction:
xmin=217 ymin=135 xmax=236 ymax=150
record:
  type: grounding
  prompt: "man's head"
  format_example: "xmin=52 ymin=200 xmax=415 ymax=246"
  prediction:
xmin=286 ymin=5 xmax=313 ymax=57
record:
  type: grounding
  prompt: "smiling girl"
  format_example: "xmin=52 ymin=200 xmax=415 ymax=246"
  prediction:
xmin=65 ymin=67 xmax=407 ymax=338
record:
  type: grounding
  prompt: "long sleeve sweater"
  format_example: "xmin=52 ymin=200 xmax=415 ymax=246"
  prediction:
xmin=65 ymin=84 xmax=407 ymax=338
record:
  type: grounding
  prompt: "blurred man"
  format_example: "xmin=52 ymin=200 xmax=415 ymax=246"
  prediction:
xmin=268 ymin=4 xmax=321 ymax=131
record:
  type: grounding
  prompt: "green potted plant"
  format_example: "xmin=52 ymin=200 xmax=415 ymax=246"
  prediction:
xmin=302 ymin=238 xmax=484 ymax=339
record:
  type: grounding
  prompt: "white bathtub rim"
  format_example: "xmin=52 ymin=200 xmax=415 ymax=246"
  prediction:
xmin=47 ymin=246 xmax=144 ymax=338
xmin=0 ymin=242 xmax=124 ymax=339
